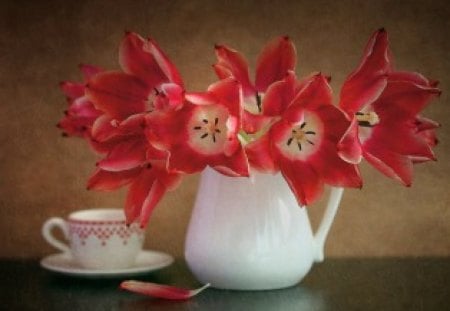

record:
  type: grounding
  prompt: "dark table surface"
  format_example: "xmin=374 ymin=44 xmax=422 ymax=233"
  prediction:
xmin=1 ymin=258 xmax=449 ymax=311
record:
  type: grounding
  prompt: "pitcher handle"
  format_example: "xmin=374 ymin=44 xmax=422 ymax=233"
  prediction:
xmin=313 ymin=187 xmax=344 ymax=262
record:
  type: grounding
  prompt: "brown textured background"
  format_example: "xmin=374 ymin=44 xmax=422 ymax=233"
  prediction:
xmin=0 ymin=0 xmax=449 ymax=259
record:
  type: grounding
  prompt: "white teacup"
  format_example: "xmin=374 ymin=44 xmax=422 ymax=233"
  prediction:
xmin=42 ymin=208 xmax=145 ymax=270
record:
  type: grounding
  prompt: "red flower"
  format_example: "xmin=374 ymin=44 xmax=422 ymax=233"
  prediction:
xmin=79 ymin=32 xmax=186 ymax=227
xmin=214 ymin=36 xmax=296 ymax=133
xmin=246 ymin=74 xmax=362 ymax=205
xmin=84 ymin=32 xmax=185 ymax=171
xmin=338 ymin=29 xmax=441 ymax=186
xmin=57 ymin=64 xmax=103 ymax=138
xmin=146 ymin=78 xmax=249 ymax=177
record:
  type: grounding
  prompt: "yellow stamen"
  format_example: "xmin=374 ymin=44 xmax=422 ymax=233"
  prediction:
xmin=356 ymin=111 xmax=380 ymax=126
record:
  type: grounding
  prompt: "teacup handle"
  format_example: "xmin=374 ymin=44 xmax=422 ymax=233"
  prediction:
xmin=313 ymin=187 xmax=344 ymax=262
xmin=42 ymin=217 xmax=70 ymax=254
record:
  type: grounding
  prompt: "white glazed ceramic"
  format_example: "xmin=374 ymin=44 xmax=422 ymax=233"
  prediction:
xmin=185 ymin=167 xmax=343 ymax=290
xmin=40 ymin=250 xmax=173 ymax=278
xmin=42 ymin=208 xmax=145 ymax=270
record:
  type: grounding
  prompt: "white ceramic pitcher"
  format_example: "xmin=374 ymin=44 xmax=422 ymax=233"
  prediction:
xmin=185 ymin=167 xmax=344 ymax=290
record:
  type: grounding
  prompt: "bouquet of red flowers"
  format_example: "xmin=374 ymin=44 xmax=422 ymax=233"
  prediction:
xmin=58 ymin=29 xmax=440 ymax=229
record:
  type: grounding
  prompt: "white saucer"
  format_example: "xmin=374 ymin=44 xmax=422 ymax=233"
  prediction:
xmin=40 ymin=250 xmax=174 ymax=278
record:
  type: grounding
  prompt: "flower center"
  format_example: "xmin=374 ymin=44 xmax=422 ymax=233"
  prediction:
xmin=275 ymin=111 xmax=323 ymax=161
xmin=193 ymin=117 xmax=222 ymax=143
xmin=286 ymin=122 xmax=316 ymax=151
xmin=356 ymin=111 xmax=380 ymax=127
xmin=187 ymin=105 xmax=229 ymax=155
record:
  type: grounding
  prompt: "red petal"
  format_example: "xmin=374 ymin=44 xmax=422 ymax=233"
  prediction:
xmin=145 ymin=38 xmax=184 ymax=87
xmin=279 ymin=158 xmax=323 ymax=206
xmin=312 ymin=140 xmax=362 ymax=188
xmin=60 ymin=81 xmax=84 ymax=99
xmin=124 ymin=168 xmax=156 ymax=224
xmin=210 ymin=147 xmax=250 ymax=177
xmin=116 ymin=113 xmax=147 ymax=135
xmin=97 ymin=137 xmax=148 ymax=172
xmin=207 ymin=78 xmax=242 ymax=118
xmin=363 ymin=146 xmax=413 ymax=186
xmin=374 ymin=81 xmax=441 ymax=121
xmin=91 ymin=115 xmax=118 ymax=142
xmin=119 ymin=32 xmax=167 ymax=87
xmin=146 ymin=143 xmax=169 ymax=161
xmin=120 ymin=281 xmax=210 ymax=300
xmin=295 ymin=73 xmax=318 ymax=94
xmin=159 ymin=83 xmax=184 ymax=110
xmin=339 ymin=28 xmax=390 ymax=115
xmin=213 ymin=63 xmax=233 ymax=80
xmin=156 ymin=167 xmax=183 ymax=191
xmin=79 ymin=64 xmax=102 ymax=80
xmin=338 ymin=118 xmax=363 ymax=164
xmin=214 ymin=44 xmax=255 ymax=98
xmin=138 ymin=180 xmax=166 ymax=228
xmin=124 ymin=166 xmax=180 ymax=227
xmin=262 ymin=71 xmax=296 ymax=116
xmin=367 ymin=122 xmax=435 ymax=161
xmin=413 ymin=129 xmax=438 ymax=163
xmin=86 ymin=71 xmax=149 ymax=120
xmin=287 ymin=74 xmax=332 ymax=115
xmin=69 ymin=96 xmax=101 ymax=118
xmin=242 ymin=111 xmax=273 ymax=134
xmin=88 ymin=138 xmax=118 ymax=154
xmin=57 ymin=96 xmax=101 ymax=137
xmin=245 ymin=133 xmax=279 ymax=173
xmin=185 ymin=92 xmax=217 ymax=105
xmin=388 ymin=71 xmax=435 ymax=87
xmin=87 ymin=168 xmax=140 ymax=191
xmin=167 ymin=144 xmax=208 ymax=174
xmin=255 ymin=36 xmax=296 ymax=92
xmin=415 ymin=116 xmax=440 ymax=132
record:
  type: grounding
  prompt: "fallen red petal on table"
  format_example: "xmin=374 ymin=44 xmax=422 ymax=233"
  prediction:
xmin=120 ymin=281 xmax=210 ymax=300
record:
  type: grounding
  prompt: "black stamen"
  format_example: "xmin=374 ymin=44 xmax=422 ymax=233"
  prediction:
xmin=215 ymin=117 xmax=219 ymax=125
xmin=201 ymin=133 xmax=208 ymax=139
xmin=287 ymin=137 xmax=293 ymax=146
xmin=305 ymin=131 xmax=316 ymax=135
xmin=256 ymin=93 xmax=262 ymax=113
xmin=215 ymin=129 xmax=221 ymax=133
xmin=355 ymin=112 xmax=364 ymax=116
xmin=212 ymin=134 xmax=216 ymax=143
xmin=300 ymin=122 xmax=306 ymax=129
xmin=203 ymin=119 xmax=209 ymax=124
xmin=307 ymin=140 xmax=314 ymax=145
xmin=297 ymin=142 xmax=302 ymax=151
xmin=292 ymin=129 xmax=297 ymax=134
xmin=194 ymin=126 xmax=202 ymax=130
xmin=358 ymin=121 xmax=372 ymax=127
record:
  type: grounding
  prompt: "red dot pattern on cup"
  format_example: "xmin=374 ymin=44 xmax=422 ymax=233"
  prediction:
xmin=69 ymin=221 xmax=142 ymax=246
